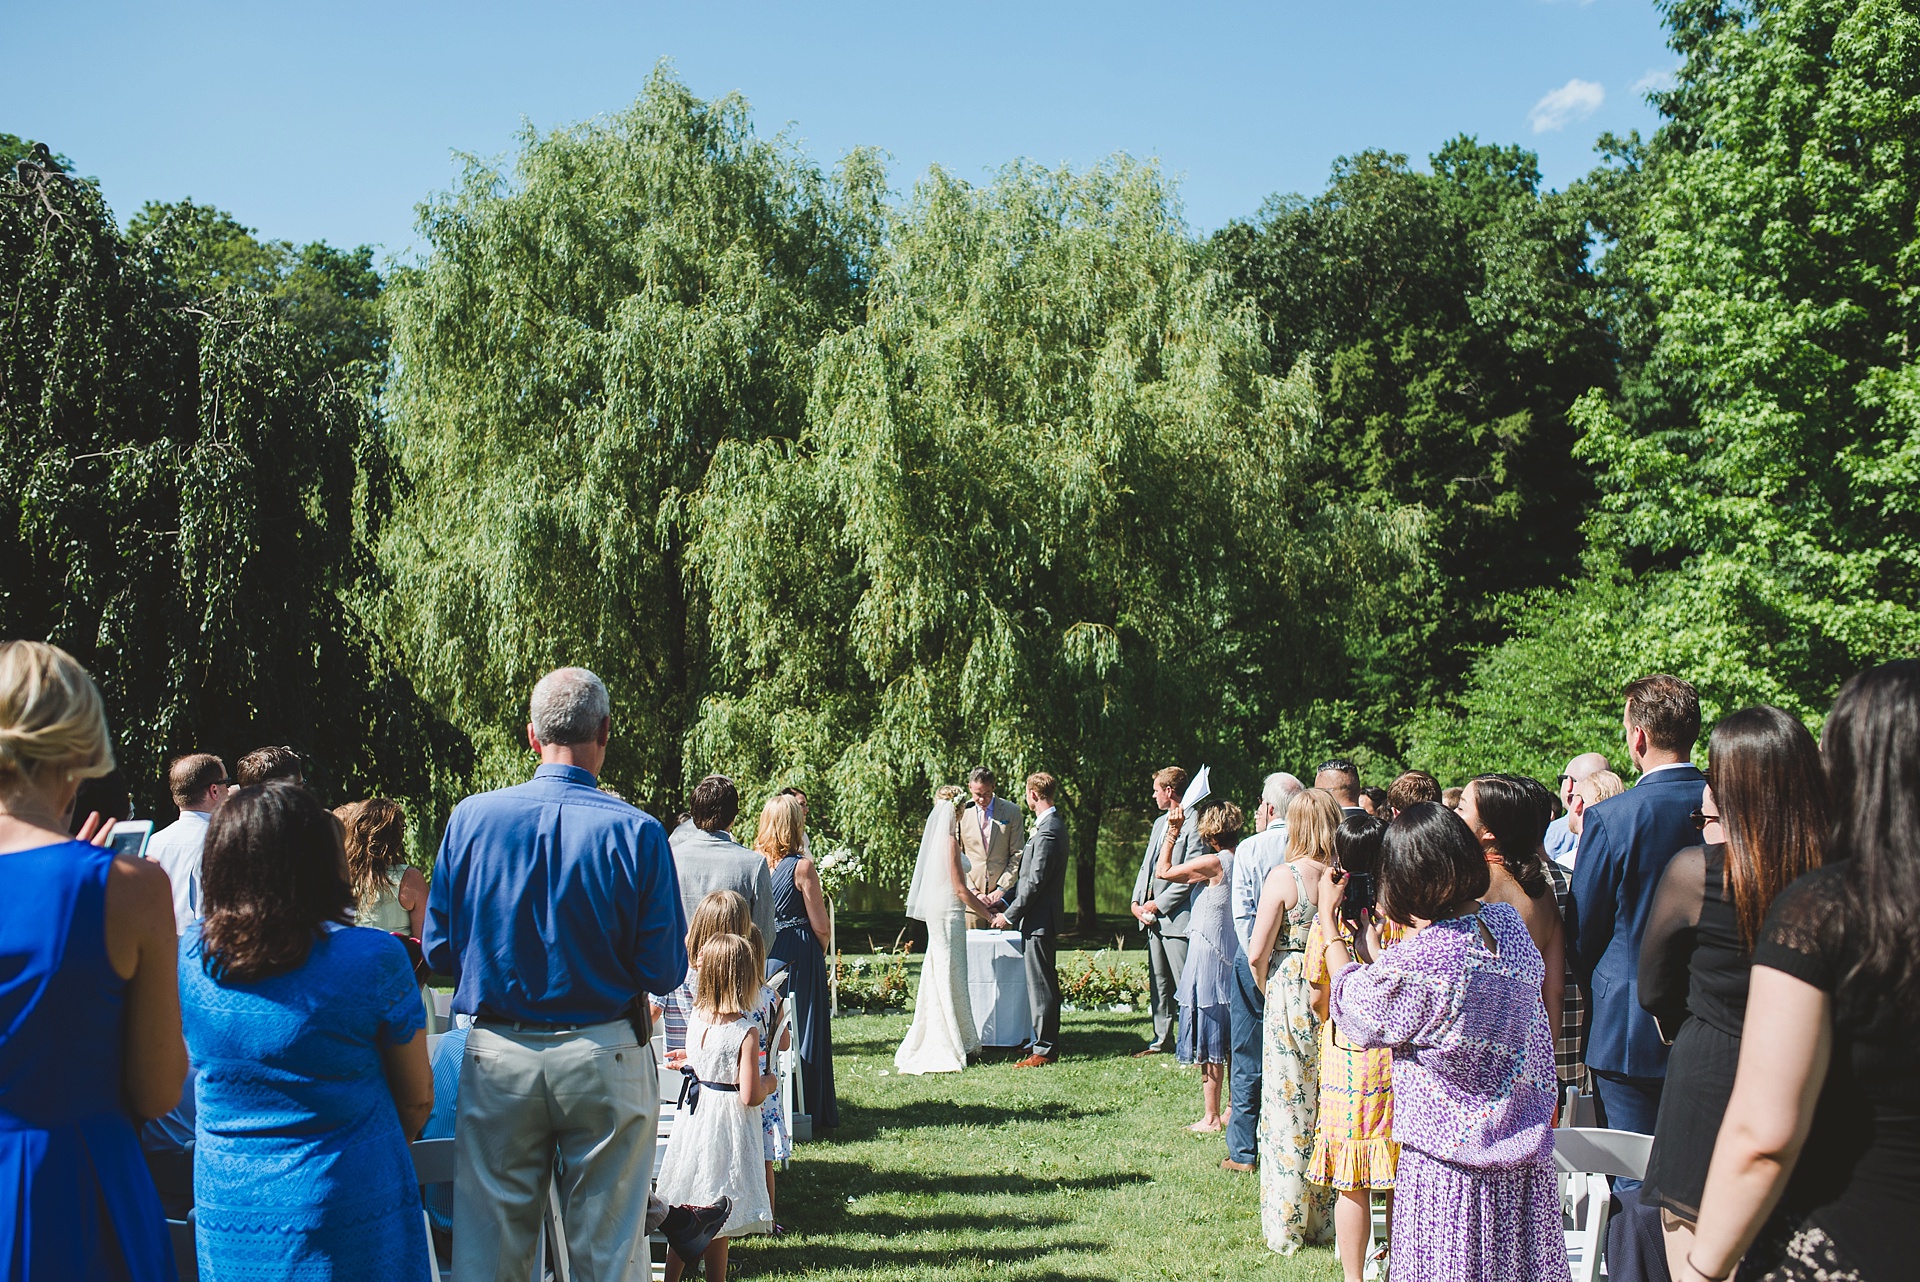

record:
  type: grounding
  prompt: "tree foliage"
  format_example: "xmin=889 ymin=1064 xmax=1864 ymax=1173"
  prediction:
xmin=379 ymin=67 xmax=882 ymax=805
xmin=1425 ymin=0 xmax=1920 ymax=772
xmin=0 ymin=155 xmax=463 ymax=821
xmin=1209 ymin=141 xmax=1616 ymax=749
xmin=689 ymin=157 xmax=1415 ymax=914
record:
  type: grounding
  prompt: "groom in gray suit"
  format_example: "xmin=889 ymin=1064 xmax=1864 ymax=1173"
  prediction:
xmin=1131 ymin=766 xmax=1200 ymax=1056
xmin=992 ymin=772 xmax=1068 ymax=1067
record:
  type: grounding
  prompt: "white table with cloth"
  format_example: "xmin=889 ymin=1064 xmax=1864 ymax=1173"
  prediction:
xmin=965 ymin=928 xmax=1031 ymax=1047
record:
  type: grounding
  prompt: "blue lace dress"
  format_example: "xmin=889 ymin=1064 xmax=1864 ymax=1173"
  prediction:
xmin=0 ymin=840 xmax=175 ymax=1282
xmin=181 ymin=922 xmax=428 ymax=1281
xmin=769 ymin=853 xmax=838 ymax=1129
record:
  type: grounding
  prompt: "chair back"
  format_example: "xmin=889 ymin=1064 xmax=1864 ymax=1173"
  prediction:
xmin=411 ymin=1136 xmax=458 ymax=1185
xmin=167 ymin=1215 xmax=199 ymax=1282
xmin=1553 ymin=1127 xmax=1651 ymax=1180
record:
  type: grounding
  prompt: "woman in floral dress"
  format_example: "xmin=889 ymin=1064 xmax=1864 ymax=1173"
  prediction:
xmin=1306 ymin=813 xmax=1403 ymax=1282
xmin=1247 ymin=788 xmax=1343 ymax=1253
xmin=1322 ymin=803 xmax=1568 ymax=1282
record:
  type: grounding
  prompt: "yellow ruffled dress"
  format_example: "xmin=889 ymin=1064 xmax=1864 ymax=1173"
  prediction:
xmin=1305 ymin=917 xmax=1401 ymax=1190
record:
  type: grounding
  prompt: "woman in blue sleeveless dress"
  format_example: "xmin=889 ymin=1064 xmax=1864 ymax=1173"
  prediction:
xmin=181 ymin=781 xmax=433 ymax=1281
xmin=0 ymin=641 xmax=186 ymax=1282
xmin=754 ymin=795 xmax=838 ymax=1129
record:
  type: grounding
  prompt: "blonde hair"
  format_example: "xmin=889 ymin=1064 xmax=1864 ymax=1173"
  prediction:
xmin=694 ymin=934 xmax=760 ymax=1017
xmin=687 ymin=890 xmax=751 ymax=960
xmin=745 ymin=922 xmax=768 ymax=982
xmin=934 ymin=784 xmax=963 ymax=804
xmin=1574 ymin=771 xmax=1626 ymax=808
xmin=0 ymin=641 xmax=114 ymax=788
xmin=1285 ymin=788 xmax=1342 ymax=863
xmin=753 ymin=794 xmax=806 ymax=869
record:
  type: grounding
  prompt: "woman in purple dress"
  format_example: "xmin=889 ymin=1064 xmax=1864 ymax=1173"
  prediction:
xmin=1319 ymin=803 xmax=1568 ymax=1282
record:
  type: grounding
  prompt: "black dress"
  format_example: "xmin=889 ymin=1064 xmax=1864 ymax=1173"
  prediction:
xmin=769 ymin=853 xmax=839 ymax=1129
xmin=1638 ymin=843 xmax=1748 ymax=1219
xmin=1739 ymin=864 xmax=1920 ymax=1282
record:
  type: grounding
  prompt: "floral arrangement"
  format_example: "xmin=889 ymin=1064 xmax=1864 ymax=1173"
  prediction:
xmin=834 ymin=943 xmax=916 ymax=1013
xmin=814 ymin=845 xmax=863 ymax=900
xmin=1058 ymin=950 xmax=1149 ymax=1011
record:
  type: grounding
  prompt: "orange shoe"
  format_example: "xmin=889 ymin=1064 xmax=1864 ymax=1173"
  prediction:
xmin=1013 ymin=1053 xmax=1056 ymax=1068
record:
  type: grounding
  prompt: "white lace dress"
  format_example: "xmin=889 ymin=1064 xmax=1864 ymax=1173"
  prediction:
xmin=895 ymin=851 xmax=982 ymax=1074
xmin=654 ymin=1012 xmax=774 ymax=1236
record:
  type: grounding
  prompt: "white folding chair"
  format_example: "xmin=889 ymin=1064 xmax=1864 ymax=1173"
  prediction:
xmin=411 ymin=1137 xmax=457 ymax=1282
xmin=1553 ymin=1126 xmax=1652 ymax=1282
xmin=166 ymin=1212 xmax=198 ymax=1282
xmin=768 ymin=1005 xmax=796 ymax=1161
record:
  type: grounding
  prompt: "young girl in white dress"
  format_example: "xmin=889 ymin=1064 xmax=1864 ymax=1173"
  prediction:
xmin=744 ymin=923 xmax=791 ymax=1228
xmin=656 ymin=933 xmax=778 ymax=1281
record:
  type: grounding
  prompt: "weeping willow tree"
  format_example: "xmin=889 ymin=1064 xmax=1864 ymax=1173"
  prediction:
xmin=379 ymin=67 xmax=884 ymax=803
xmin=691 ymin=158 xmax=1417 ymax=921
xmin=0 ymin=148 xmax=463 ymax=818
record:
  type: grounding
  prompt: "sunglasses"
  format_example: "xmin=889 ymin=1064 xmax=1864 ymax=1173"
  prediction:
xmin=1689 ymin=808 xmax=1724 ymax=830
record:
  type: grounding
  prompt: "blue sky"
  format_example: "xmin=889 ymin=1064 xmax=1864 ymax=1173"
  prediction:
xmin=6 ymin=1 xmax=1675 ymax=260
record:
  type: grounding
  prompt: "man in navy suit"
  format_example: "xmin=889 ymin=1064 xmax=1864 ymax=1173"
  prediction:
xmin=1567 ymin=673 xmax=1706 ymax=1144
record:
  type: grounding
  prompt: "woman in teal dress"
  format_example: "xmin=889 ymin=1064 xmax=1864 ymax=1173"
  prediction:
xmin=0 ymin=641 xmax=186 ymax=1282
xmin=182 ymin=781 xmax=433 ymax=1281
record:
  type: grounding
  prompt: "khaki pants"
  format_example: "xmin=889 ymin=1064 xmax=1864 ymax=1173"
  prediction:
xmin=454 ymin=1019 xmax=657 ymax=1282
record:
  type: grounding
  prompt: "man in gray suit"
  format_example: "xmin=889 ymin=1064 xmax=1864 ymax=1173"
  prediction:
xmin=668 ymin=774 xmax=775 ymax=946
xmin=992 ymin=772 xmax=1068 ymax=1067
xmin=1131 ymin=765 xmax=1201 ymax=1056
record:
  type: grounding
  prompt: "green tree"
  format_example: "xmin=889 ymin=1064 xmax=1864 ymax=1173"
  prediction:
xmin=1210 ymin=141 xmax=1616 ymax=751
xmin=690 ymin=158 xmax=1415 ymax=921
xmin=379 ymin=67 xmax=881 ymax=806
xmin=0 ymin=148 xmax=464 ymax=821
xmin=128 ymin=199 xmax=387 ymax=380
xmin=1416 ymin=0 xmax=1920 ymax=774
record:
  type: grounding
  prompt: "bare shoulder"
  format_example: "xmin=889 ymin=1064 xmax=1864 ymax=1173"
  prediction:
xmin=106 ymin=853 xmax=174 ymax=922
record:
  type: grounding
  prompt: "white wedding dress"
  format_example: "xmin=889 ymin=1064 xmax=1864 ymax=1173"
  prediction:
xmin=894 ymin=799 xmax=982 ymax=1074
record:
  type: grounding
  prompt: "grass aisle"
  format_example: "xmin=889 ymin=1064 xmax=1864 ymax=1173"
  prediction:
xmin=740 ymin=1010 xmax=1341 ymax=1281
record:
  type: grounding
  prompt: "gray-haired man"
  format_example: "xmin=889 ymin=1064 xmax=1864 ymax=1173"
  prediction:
xmin=426 ymin=667 xmax=695 ymax=1281
xmin=1222 ymin=770 xmax=1304 ymax=1171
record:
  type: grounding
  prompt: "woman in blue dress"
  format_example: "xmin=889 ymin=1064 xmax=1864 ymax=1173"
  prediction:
xmin=0 ymin=641 xmax=186 ymax=1282
xmin=181 ymin=780 xmax=433 ymax=1281
xmin=755 ymin=794 xmax=839 ymax=1129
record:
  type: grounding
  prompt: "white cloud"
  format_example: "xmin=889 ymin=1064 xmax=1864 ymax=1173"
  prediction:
xmin=1633 ymin=67 xmax=1680 ymax=97
xmin=1529 ymin=78 xmax=1606 ymax=133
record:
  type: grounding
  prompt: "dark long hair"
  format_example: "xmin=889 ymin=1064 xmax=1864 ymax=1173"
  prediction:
xmin=1379 ymin=803 xmax=1489 ymax=926
xmin=1711 ymin=706 xmax=1829 ymax=947
xmin=200 ymin=781 xmax=354 ymax=983
xmin=1467 ymin=775 xmax=1551 ymax=899
xmin=1825 ymin=661 xmax=1920 ymax=1004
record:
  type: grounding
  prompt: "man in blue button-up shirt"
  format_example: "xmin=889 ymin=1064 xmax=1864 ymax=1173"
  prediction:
xmin=426 ymin=667 xmax=688 ymax=1282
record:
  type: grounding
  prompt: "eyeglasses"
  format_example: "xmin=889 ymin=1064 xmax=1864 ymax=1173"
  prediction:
xmin=1689 ymin=809 xmax=1724 ymax=830
xmin=214 ymin=779 xmax=237 ymax=788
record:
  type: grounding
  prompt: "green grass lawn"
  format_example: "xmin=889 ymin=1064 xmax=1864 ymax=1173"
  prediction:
xmin=735 ymin=1010 xmax=1341 ymax=1281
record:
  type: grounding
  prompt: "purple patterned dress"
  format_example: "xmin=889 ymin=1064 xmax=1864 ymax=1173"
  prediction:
xmin=1328 ymin=901 xmax=1568 ymax=1282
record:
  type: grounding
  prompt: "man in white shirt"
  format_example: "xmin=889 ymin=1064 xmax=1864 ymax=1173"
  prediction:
xmin=145 ymin=754 xmax=233 ymax=934
xmin=1222 ymin=770 xmax=1303 ymax=1171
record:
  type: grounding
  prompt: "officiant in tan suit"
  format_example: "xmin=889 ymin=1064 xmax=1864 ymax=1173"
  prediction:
xmin=957 ymin=766 xmax=1025 ymax=929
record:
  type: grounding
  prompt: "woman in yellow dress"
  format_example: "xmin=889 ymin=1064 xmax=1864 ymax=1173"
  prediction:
xmin=1248 ymin=788 xmax=1342 ymax=1254
xmin=1307 ymin=812 xmax=1402 ymax=1282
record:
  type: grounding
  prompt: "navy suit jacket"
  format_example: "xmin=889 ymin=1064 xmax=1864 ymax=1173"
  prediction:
xmin=1566 ymin=763 xmax=1706 ymax=1078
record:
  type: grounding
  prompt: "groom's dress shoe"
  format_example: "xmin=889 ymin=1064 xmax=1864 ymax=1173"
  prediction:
xmin=1014 ymin=1053 xmax=1055 ymax=1068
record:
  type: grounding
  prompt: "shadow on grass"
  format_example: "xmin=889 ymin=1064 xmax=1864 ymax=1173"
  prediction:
xmin=790 ymin=1157 xmax=1154 ymax=1202
xmin=837 ymin=1097 xmax=1119 ymax=1138
xmin=735 ymin=1234 xmax=1113 ymax=1278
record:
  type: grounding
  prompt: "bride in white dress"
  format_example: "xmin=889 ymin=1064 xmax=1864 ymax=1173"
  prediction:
xmin=895 ymin=786 xmax=998 ymax=1074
